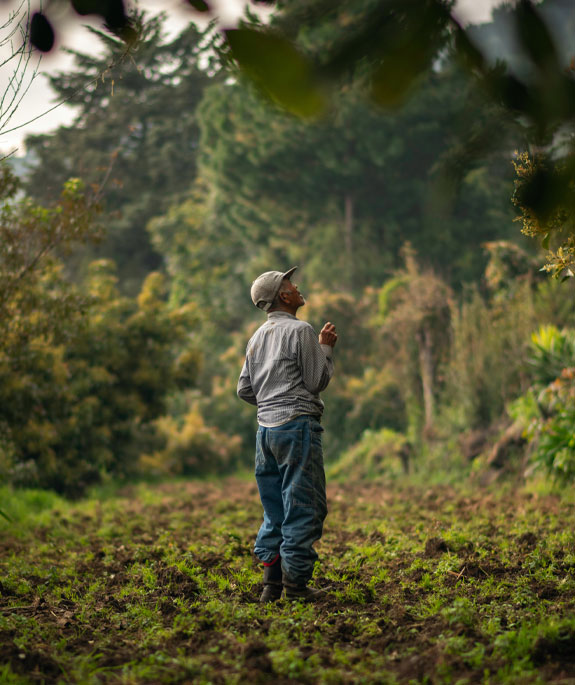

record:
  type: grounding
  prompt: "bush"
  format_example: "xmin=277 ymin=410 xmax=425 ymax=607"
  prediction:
xmin=0 ymin=263 xmax=200 ymax=496
xmin=329 ymin=427 xmax=410 ymax=481
xmin=510 ymin=326 xmax=575 ymax=483
xmin=140 ymin=406 xmax=242 ymax=476
xmin=443 ymin=284 xmax=535 ymax=430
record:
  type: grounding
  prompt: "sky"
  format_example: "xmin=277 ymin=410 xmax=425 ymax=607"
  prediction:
xmin=0 ymin=0 xmax=513 ymax=156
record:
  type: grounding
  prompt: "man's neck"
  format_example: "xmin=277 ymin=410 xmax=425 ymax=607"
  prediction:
xmin=268 ymin=305 xmax=298 ymax=317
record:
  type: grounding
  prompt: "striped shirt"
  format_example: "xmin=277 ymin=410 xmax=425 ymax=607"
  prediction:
xmin=237 ymin=311 xmax=334 ymax=427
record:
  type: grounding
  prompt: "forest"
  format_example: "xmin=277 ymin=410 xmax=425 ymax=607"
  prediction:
xmin=1 ymin=0 xmax=575 ymax=682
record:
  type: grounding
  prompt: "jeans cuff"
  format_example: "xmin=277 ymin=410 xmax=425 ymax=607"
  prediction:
xmin=281 ymin=564 xmax=311 ymax=587
xmin=256 ymin=551 xmax=280 ymax=565
xmin=262 ymin=553 xmax=280 ymax=567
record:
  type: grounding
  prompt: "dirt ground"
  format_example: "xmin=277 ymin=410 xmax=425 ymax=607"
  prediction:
xmin=2 ymin=478 xmax=575 ymax=683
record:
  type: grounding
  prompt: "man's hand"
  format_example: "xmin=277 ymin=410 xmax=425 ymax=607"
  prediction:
xmin=319 ymin=322 xmax=338 ymax=348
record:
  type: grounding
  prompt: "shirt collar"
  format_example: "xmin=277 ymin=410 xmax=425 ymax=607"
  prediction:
xmin=267 ymin=311 xmax=297 ymax=320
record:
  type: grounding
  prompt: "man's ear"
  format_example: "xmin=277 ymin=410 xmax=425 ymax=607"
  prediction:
xmin=279 ymin=290 xmax=290 ymax=304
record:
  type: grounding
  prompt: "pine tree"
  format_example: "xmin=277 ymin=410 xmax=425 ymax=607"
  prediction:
xmin=25 ymin=14 xmax=216 ymax=293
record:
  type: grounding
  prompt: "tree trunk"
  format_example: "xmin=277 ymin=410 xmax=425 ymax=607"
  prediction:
xmin=417 ymin=326 xmax=435 ymax=435
xmin=344 ymin=194 xmax=354 ymax=283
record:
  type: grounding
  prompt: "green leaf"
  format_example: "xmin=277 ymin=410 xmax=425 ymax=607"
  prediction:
xmin=541 ymin=233 xmax=550 ymax=250
xmin=484 ymin=69 xmax=532 ymax=115
xmin=371 ymin=40 xmax=435 ymax=109
xmin=30 ymin=12 xmax=55 ymax=52
xmin=71 ymin=0 xmax=107 ymax=16
xmin=224 ymin=29 xmax=325 ymax=118
xmin=186 ymin=0 xmax=211 ymax=12
xmin=369 ymin=3 xmax=448 ymax=110
xmin=0 ymin=508 xmax=12 ymax=523
xmin=514 ymin=162 xmax=563 ymax=223
xmin=515 ymin=0 xmax=559 ymax=72
xmin=454 ymin=26 xmax=486 ymax=73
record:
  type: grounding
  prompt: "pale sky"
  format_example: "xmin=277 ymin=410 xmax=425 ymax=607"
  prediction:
xmin=0 ymin=0 xmax=513 ymax=155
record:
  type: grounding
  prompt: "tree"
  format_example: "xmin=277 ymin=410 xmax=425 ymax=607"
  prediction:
xmin=23 ymin=0 xmax=575 ymax=275
xmin=0 ymin=257 xmax=200 ymax=496
xmin=376 ymin=244 xmax=452 ymax=436
xmin=0 ymin=163 xmax=102 ymax=360
xmin=197 ymin=53 xmax=521 ymax=293
xmin=25 ymin=14 xmax=215 ymax=293
xmin=218 ymin=0 xmax=575 ymax=275
xmin=0 ymin=162 xmax=201 ymax=495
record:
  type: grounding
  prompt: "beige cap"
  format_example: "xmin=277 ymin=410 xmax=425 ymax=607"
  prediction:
xmin=250 ymin=266 xmax=298 ymax=311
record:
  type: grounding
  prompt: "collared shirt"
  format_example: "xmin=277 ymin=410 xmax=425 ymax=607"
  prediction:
xmin=237 ymin=311 xmax=334 ymax=427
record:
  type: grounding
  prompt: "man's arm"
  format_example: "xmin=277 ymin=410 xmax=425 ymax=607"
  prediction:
xmin=237 ymin=357 xmax=257 ymax=405
xmin=298 ymin=323 xmax=335 ymax=395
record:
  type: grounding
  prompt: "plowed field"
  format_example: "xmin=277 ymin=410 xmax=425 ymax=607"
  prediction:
xmin=2 ymin=478 xmax=575 ymax=683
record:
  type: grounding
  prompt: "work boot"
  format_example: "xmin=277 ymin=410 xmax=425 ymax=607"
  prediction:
xmin=283 ymin=581 xmax=327 ymax=602
xmin=259 ymin=559 xmax=283 ymax=603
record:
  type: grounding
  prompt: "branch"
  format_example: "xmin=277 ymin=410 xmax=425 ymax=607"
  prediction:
xmin=0 ymin=26 xmax=138 ymax=139
xmin=0 ymin=148 xmax=118 ymax=307
xmin=0 ymin=0 xmax=41 ymax=134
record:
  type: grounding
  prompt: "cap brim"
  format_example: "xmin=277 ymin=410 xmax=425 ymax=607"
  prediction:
xmin=282 ymin=266 xmax=298 ymax=281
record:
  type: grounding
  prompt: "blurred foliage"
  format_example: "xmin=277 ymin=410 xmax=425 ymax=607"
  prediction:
xmin=24 ymin=0 xmax=575 ymax=269
xmin=0 ymin=256 xmax=201 ymax=495
xmin=0 ymin=163 xmax=208 ymax=495
xmin=513 ymin=151 xmax=575 ymax=278
xmin=529 ymin=323 xmax=575 ymax=384
xmin=375 ymin=244 xmax=452 ymax=436
xmin=329 ymin=427 xmax=410 ymax=481
xmin=482 ymin=239 xmax=540 ymax=301
xmin=25 ymin=14 xmax=215 ymax=294
xmin=445 ymin=283 xmax=535 ymax=430
xmin=197 ymin=55 xmax=520 ymax=292
xmin=329 ymin=246 xmax=575 ymax=480
xmin=510 ymin=326 xmax=575 ymax=483
xmin=0 ymin=164 xmax=101 ymax=362
xmin=13 ymin=1 xmax=575 ymax=489
xmin=442 ymin=254 xmax=575 ymax=433
xmin=141 ymin=405 xmax=242 ymax=476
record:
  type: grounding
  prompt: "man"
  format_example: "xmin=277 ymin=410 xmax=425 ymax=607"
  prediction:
xmin=237 ymin=266 xmax=337 ymax=602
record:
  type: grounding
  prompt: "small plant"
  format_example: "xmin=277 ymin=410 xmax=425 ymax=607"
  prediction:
xmin=511 ymin=325 xmax=575 ymax=483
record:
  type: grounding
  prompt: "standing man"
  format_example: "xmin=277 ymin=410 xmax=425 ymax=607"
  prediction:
xmin=237 ymin=266 xmax=337 ymax=603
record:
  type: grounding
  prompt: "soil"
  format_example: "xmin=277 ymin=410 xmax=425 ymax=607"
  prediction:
xmin=2 ymin=478 xmax=575 ymax=683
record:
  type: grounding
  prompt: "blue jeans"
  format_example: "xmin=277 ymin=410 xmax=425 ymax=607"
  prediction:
xmin=254 ymin=415 xmax=328 ymax=586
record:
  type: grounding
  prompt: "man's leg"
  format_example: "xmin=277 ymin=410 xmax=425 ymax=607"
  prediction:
xmin=268 ymin=417 xmax=328 ymax=592
xmin=254 ymin=426 xmax=284 ymax=564
xmin=254 ymin=426 xmax=285 ymax=602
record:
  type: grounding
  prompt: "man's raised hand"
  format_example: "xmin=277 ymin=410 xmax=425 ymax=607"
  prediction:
xmin=319 ymin=322 xmax=338 ymax=348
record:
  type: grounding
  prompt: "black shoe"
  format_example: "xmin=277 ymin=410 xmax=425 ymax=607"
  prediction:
xmin=259 ymin=560 xmax=283 ymax=603
xmin=259 ymin=583 xmax=283 ymax=603
xmin=283 ymin=582 xmax=327 ymax=602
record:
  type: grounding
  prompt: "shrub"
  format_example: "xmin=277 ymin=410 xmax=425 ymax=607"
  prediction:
xmin=329 ymin=427 xmax=410 ymax=481
xmin=510 ymin=326 xmax=575 ymax=483
xmin=141 ymin=406 xmax=242 ymax=476
xmin=0 ymin=263 xmax=200 ymax=496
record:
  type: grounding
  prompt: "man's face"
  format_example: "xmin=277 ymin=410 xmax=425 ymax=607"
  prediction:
xmin=282 ymin=279 xmax=306 ymax=308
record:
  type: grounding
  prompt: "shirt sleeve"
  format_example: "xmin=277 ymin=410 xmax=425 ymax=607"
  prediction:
xmin=237 ymin=356 xmax=258 ymax=405
xmin=297 ymin=324 xmax=334 ymax=395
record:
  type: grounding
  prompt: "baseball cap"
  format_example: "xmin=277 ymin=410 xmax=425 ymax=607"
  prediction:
xmin=250 ymin=266 xmax=298 ymax=311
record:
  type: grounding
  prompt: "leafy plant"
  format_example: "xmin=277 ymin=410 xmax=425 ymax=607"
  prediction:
xmin=528 ymin=324 xmax=575 ymax=385
xmin=511 ymin=325 xmax=575 ymax=483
